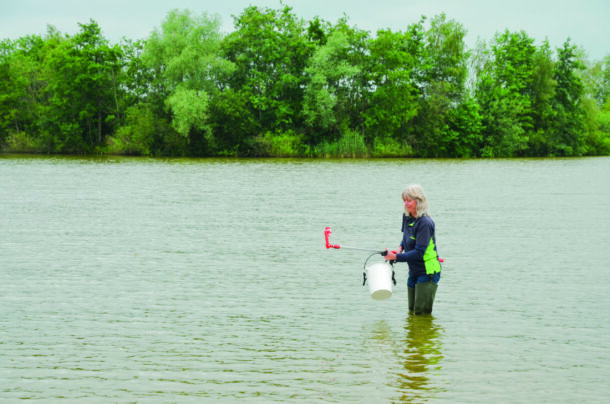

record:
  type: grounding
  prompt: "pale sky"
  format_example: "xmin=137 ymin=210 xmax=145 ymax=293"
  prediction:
xmin=1 ymin=0 xmax=608 ymax=61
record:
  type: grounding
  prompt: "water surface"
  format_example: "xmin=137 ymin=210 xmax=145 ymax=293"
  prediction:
xmin=1 ymin=155 xmax=609 ymax=402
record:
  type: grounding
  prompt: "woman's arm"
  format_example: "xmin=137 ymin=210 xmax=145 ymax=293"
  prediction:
xmin=395 ymin=244 xmax=426 ymax=262
xmin=384 ymin=244 xmax=425 ymax=262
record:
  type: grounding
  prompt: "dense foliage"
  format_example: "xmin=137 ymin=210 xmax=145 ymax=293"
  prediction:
xmin=1 ymin=6 xmax=609 ymax=157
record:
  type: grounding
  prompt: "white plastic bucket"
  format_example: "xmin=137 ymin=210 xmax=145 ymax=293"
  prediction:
xmin=365 ymin=262 xmax=393 ymax=300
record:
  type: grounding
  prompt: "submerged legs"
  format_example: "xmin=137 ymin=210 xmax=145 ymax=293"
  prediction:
xmin=408 ymin=281 xmax=438 ymax=314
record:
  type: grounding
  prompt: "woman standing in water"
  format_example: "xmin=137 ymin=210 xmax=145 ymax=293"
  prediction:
xmin=384 ymin=184 xmax=441 ymax=315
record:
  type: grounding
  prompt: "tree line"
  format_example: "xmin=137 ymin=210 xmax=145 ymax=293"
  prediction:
xmin=1 ymin=6 xmax=609 ymax=157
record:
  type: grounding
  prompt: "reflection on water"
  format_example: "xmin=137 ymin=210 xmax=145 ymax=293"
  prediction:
xmin=395 ymin=314 xmax=444 ymax=402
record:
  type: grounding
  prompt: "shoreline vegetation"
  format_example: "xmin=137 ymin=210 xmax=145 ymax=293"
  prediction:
xmin=1 ymin=6 xmax=609 ymax=158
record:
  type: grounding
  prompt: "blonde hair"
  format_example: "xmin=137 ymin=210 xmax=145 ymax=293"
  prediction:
xmin=402 ymin=184 xmax=430 ymax=218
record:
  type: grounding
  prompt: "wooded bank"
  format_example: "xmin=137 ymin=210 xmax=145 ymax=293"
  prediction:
xmin=1 ymin=6 xmax=609 ymax=157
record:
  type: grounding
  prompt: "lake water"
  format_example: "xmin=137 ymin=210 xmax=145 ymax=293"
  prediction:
xmin=1 ymin=155 xmax=609 ymax=402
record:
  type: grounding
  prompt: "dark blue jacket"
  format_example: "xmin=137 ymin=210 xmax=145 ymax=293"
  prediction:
xmin=396 ymin=214 xmax=442 ymax=279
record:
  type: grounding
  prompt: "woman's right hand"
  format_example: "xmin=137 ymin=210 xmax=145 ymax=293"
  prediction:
xmin=384 ymin=250 xmax=397 ymax=261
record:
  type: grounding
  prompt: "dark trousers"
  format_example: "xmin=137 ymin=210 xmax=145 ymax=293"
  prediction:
xmin=408 ymin=281 xmax=438 ymax=314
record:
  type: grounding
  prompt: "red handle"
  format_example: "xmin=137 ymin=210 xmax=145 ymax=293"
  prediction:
xmin=324 ymin=227 xmax=341 ymax=249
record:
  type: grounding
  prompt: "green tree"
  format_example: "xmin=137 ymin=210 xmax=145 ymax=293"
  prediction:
xmin=410 ymin=14 xmax=480 ymax=157
xmin=142 ymin=9 xmax=234 ymax=155
xmin=363 ymin=28 xmax=419 ymax=147
xmin=0 ymin=37 xmax=36 ymax=148
xmin=302 ymin=29 xmax=359 ymax=143
xmin=42 ymin=20 xmax=124 ymax=152
xmin=580 ymin=56 xmax=610 ymax=154
xmin=549 ymin=39 xmax=586 ymax=155
xmin=222 ymin=5 xmax=312 ymax=139
xmin=527 ymin=40 xmax=556 ymax=155
xmin=0 ymin=33 xmax=59 ymax=151
xmin=117 ymin=39 xmax=149 ymax=114
xmin=475 ymin=30 xmax=537 ymax=156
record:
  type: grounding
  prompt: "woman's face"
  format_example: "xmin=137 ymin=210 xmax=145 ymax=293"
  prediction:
xmin=404 ymin=196 xmax=417 ymax=217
